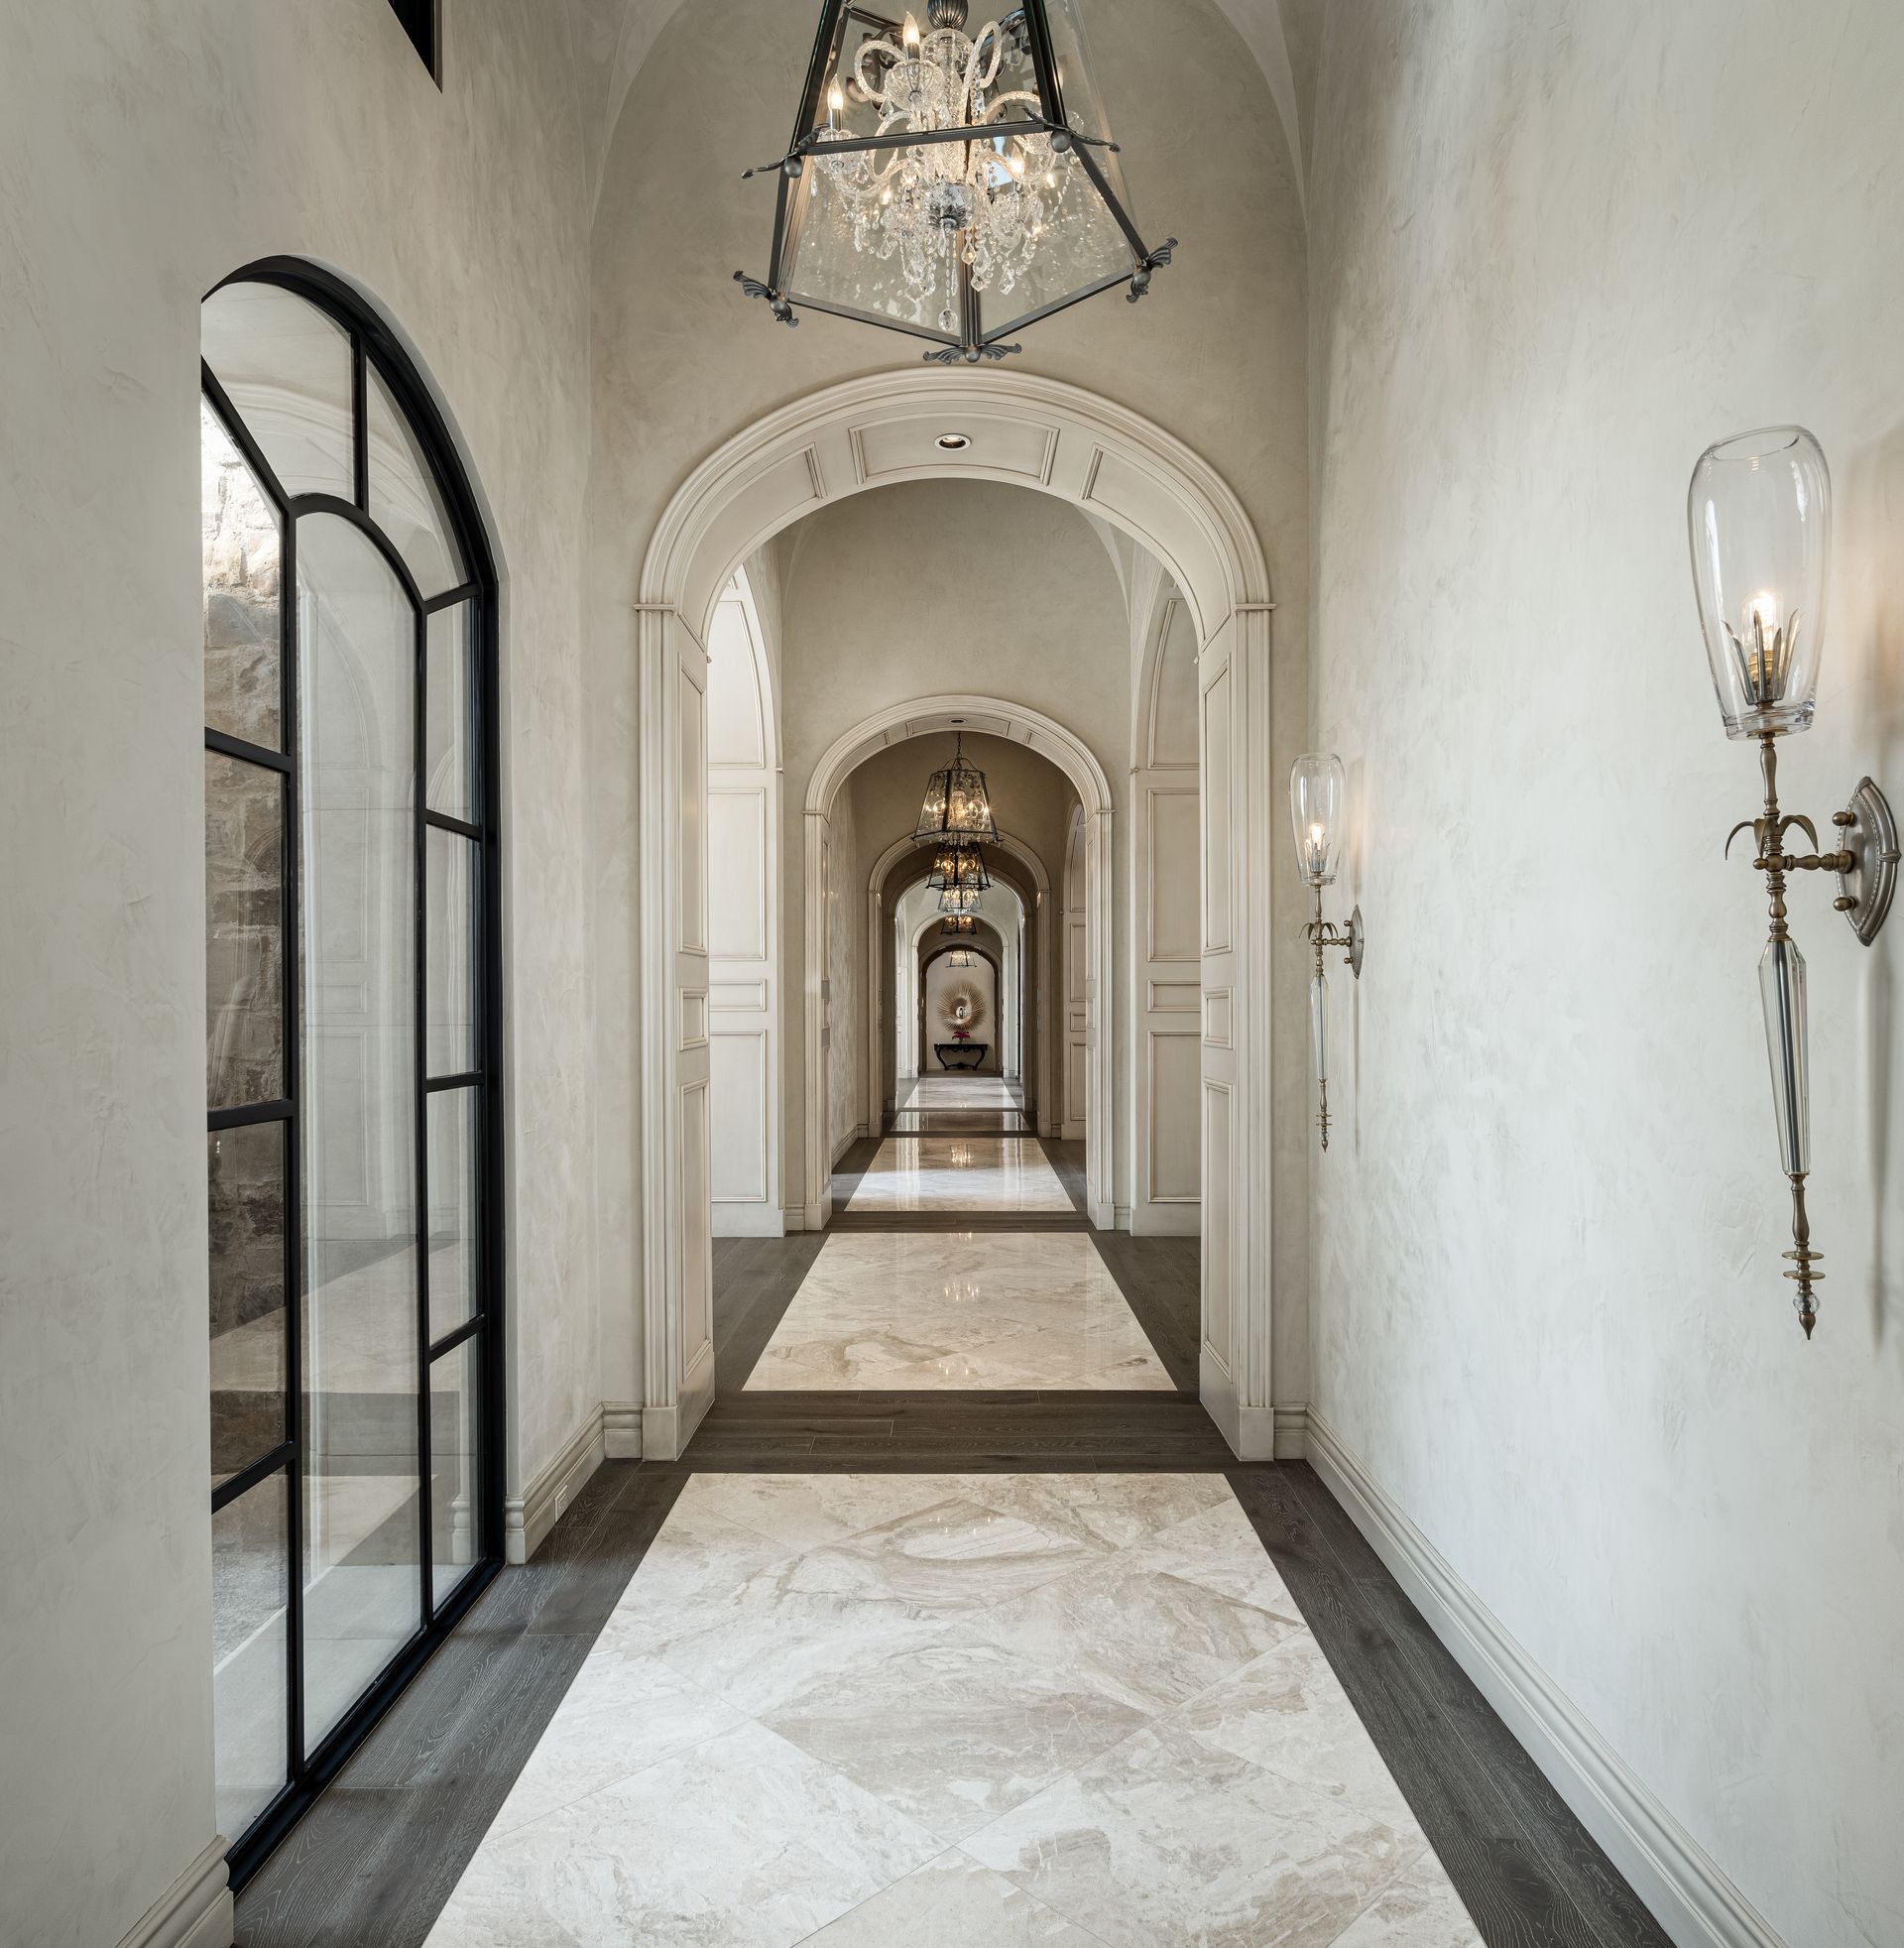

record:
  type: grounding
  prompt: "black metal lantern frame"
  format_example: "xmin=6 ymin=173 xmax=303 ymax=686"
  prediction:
xmin=928 ymin=838 xmax=992 ymax=894
xmin=913 ymin=731 xmax=1001 ymax=847
xmin=736 ymin=0 xmax=1175 ymax=363
xmin=941 ymin=913 xmax=980 ymax=934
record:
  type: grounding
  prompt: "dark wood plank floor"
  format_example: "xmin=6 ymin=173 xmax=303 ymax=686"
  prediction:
xmin=237 ymin=1216 xmax=1672 ymax=1948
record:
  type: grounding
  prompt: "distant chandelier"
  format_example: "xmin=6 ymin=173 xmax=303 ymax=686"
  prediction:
xmin=939 ymin=884 xmax=983 ymax=914
xmin=947 ymin=948 xmax=976 ymax=967
xmin=928 ymin=838 xmax=991 ymax=895
xmin=913 ymin=730 xmax=999 ymax=847
xmin=941 ymin=913 xmax=978 ymax=935
xmin=735 ymin=0 xmax=1174 ymax=363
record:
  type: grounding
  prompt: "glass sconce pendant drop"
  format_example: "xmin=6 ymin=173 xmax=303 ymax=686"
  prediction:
xmin=914 ymin=731 xmax=1000 ymax=848
xmin=1688 ymin=426 xmax=1899 ymax=1336
xmin=1289 ymin=753 xmax=1364 ymax=1152
xmin=734 ymin=0 xmax=1175 ymax=363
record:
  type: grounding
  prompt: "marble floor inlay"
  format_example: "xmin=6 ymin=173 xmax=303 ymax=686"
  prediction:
xmin=845 ymin=1136 xmax=1073 ymax=1214
xmin=423 ymin=1474 xmax=1481 ymax=1948
xmin=745 ymin=1232 xmax=1175 ymax=1391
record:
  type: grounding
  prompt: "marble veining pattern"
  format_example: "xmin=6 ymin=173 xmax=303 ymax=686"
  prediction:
xmin=424 ymin=1474 xmax=1481 ymax=1948
xmin=744 ymin=1232 xmax=1175 ymax=1391
xmin=845 ymin=1135 xmax=1074 ymax=1213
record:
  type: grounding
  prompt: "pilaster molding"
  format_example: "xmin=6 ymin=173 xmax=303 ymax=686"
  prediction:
xmin=114 ymin=1840 xmax=231 ymax=1948
xmin=1305 ymin=1410 xmax=1789 ymax=1948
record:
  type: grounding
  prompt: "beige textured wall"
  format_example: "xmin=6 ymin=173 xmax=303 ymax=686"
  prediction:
xmin=585 ymin=0 xmax=1313 ymax=1371
xmin=0 ymin=5 xmax=602 ymax=1941
xmin=1307 ymin=4 xmax=1904 ymax=1942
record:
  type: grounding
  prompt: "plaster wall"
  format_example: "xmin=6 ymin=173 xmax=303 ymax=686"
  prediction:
xmin=587 ymin=0 xmax=1314 ymax=1392
xmin=1307 ymin=5 xmax=1904 ymax=1943
xmin=0 ymin=6 xmax=602 ymax=1941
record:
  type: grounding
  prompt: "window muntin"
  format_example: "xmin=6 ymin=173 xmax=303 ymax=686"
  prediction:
xmin=201 ymin=265 xmax=498 ymax=1885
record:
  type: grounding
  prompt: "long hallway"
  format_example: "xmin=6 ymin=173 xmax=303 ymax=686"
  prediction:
xmin=233 ymin=1099 xmax=1669 ymax=1947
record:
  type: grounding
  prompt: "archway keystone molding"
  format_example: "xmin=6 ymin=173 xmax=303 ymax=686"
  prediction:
xmin=637 ymin=368 xmax=1278 ymax=1463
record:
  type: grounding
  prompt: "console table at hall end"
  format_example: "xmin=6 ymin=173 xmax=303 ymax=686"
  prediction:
xmin=934 ymin=1041 xmax=990 ymax=1071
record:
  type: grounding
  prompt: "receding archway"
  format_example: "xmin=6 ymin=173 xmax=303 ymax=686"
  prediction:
xmin=637 ymin=369 xmax=1277 ymax=1463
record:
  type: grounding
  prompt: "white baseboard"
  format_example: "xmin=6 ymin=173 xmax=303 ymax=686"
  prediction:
xmin=711 ymin=1203 xmax=787 ymax=1238
xmin=506 ymin=1404 xmax=606 ymax=1564
xmin=829 ymin=1122 xmax=866 ymax=1167
xmin=1232 ymin=1401 xmax=1276 ymax=1461
xmin=1112 ymin=1204 xmax=1133 ymax=1230
xmin=1271 ymin=1404 xmax=1307 ymax=1459
xmin=602 ymin=1401 xmax=643 ymax=1460
xmin=116 ymin=1839 xmax=231 ymax=1948
xmin=1303 ymin=1409 xmax=1786 ymax=1948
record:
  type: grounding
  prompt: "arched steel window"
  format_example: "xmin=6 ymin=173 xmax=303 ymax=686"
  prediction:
xmin=200 ymin=261 xmax=501 ymax=1885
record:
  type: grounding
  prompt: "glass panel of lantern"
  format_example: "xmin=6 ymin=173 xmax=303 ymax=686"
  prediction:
xmin=939 ymin=884 xmax=983 ymax=914
xmin=778 ymin=0 xmax=1142 ymax=353
xmin=928 ymin=839 xmax=990 ymax=894
xmin=912 ymin=733 xmax=999 ymax=847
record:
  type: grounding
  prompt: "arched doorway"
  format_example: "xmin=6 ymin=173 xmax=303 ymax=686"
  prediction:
xmin=637 ymin=370 xmax=1276 ymax=1462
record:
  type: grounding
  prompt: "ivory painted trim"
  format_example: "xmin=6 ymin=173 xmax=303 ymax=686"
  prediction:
xmin=1305 ymin=1409 xmax=1788 ymax=1948
xmin=114 ymin=1839 xmax=231 ymax=1948
xmin=505 ymin=1403 xmax=605 ymax=1564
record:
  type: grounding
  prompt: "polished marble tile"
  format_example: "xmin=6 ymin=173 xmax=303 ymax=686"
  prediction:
xmin=430 ymin=1475 xmax=1468 ymax=1948
xmin=1173 ymin=1632 xmax=1420 ymax=1828
xmin=801 ymin=1850 xmax=1106 ymax=1945
xmin=746 ymin=1232 xmax=1173 ymax=1392
xmin=425 ymin=1717 xmax=941 ymax=1948
xmin=961 ymin=1723 xmax=1424 ymax=1948
xmin=899 ymin=1075 xmax=1022 ymax=1109
xmin=845 ymin=1135 xmax=1073 ymax=1213
xmin=1328 ymin=1854 xmax=1485 ymax=1946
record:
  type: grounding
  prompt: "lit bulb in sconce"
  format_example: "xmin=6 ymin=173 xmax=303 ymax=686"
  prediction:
xmin=1288 ymin=753 xmax=1364 ymax=1151
xmin=902 ymin=12 xmax=921 ymax=52
xmin=826 ymin=80 xmax=844 ymax=126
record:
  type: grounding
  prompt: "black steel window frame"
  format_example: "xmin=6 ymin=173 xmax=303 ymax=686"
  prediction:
xmin=202 ymin=258 xmax=504 ymax=1891
xmin=385 ymin=0 xmax=441 ymax=81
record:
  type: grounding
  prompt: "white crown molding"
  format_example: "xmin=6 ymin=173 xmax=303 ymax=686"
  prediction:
xmin=114 ymin=1839 xmax=230 ymax=1948
xmin=1304 ymin=1409 xmax=1788 ymax=1948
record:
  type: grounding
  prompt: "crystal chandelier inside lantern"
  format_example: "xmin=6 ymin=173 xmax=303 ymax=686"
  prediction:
xmin=738 ymin=0 xmax=1174 ymax=362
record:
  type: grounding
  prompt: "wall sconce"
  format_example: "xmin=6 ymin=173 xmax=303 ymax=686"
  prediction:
xmin=1688 ymin=426 xmax=1898 ymax=1336
xmin=1290 ymin=753 xmax=1364 ymax=1151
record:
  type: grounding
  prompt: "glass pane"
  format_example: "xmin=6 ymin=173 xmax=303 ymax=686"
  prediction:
xmin=429 ymin=1339 xmax=479 ymax=1605
xmin=427 ymin=826 xmax=478 ymax=1076
xmin=201 ymin=400 xmax=283 ymax=749
xmin=427 ymin=1088 xmax=479 ymax=1343
xmin=206 ymin=750 xmax=285 ymax=1110
xmin=201 ymin=282 xmax=354 ymax=501
xmin=213 ymin=1473 xmax=289 ymax=1840
xmin=983 ymin=151 xmax=1134 ymax=336
xmin=297 ymin=513 xmax=421 ymax=1755
xmin=366 ymin=367 xmax=463 ymax=599
xmin=209 ymin=1124 xmax=287 ymax=1485
xmin=425 ymin=602 xmax=475 ymax=820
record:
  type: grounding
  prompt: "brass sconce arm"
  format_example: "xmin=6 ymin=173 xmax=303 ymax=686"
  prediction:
xmin=1303 ymin=883 xmax=1364 ymax=1151
xmin=1723 ymin=732 xmax=1897 ymax=1337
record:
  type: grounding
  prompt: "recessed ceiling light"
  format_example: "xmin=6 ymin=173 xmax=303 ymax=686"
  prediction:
xmin=936 ymin=433 xmax=971 ymax=451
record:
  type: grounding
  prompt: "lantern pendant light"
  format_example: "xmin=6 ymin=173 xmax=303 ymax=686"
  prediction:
xmin=914 ymin=730 xmax=1000 ymax=848
xmin=736 ymin=0 xmax=1174 ymax=363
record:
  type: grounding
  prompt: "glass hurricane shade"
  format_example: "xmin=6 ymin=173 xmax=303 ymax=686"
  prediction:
xmin=913 ymin=734 xmax=1000 ymax=847
xmin=748 ymin=0 xmax=1169 ymax=362
xmin=1289 ymin=753 xmax=1347 ymax=887
xmin=1688 ymin=426 xmax=1831 ymax=740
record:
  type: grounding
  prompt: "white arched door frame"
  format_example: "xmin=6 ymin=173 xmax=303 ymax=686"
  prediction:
xmin=809 ymin=699 xmax=1110 ymax=1231
xmin=867 ymin=830 xmax=1049 ymax=1130
xmin=637 ymin=369 xmax=1276 ymax=1461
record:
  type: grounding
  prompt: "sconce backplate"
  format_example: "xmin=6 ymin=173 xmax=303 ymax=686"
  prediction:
xmin=1347 ymin=905 xmax=1365 ymax=979
xmin=1836 ymin=777 xmax=1899 ymax=946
